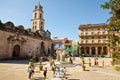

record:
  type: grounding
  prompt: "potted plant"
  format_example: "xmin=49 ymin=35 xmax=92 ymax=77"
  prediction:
xmin=82 ymin=64 xmax=86 ymax=71
xmin=88 ymin=58 xmax=91 ymax=67
xmin=81 ymin=58 xmax=86 ymax=71
xmin=39 ymin=60 xmax=43 ymax=70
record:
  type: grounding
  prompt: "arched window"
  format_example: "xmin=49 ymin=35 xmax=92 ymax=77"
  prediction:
xmin=40 ymin=26 xmax=42 ymax=30
xmin=40 ymin=14 xmax=42 ymax=18
xmin=34 ymin=13 xmax=37 ymax=18
xmin=92 ymin=40 xmax=94 ymax=43
xmin=98 ymin=40 xmax=101 ymax=43
xmin=91 ymin=32 xmax=94 ymax=35
xmin=35 ymin=26 xmax=36 ymax=29
xmin=41 ymin=22 xmax=43 ymax=25
xmin=33 ymin=26 xmax=34 ymax=29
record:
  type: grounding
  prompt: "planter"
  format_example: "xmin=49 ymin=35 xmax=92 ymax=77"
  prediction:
xmin=82 ymin=66 xmax=86 ymax=71
xmin=39 ymin=65 xmax=43 ymax=70
xmin=89 ymin=63 xmax=91 ymax=67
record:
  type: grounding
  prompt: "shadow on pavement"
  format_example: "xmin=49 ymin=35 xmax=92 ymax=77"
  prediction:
xmin=0 ymin=59 xmax=29 ymax=64
xmin=85 ymin=70 xmax=90 ymax=71
xmin=61 ymin=63 xmax=82 ymax=67
xmin=31 ymin=77 xmax=45 ymax=80
xmin=68 ymin=79 xmax=80 ymax=80
xmin=65 ymin=73 xmax=71 ymax=76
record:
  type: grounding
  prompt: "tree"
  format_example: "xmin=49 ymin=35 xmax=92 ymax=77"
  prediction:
xmin=101 ymin=0 xmax=120 ymax=64
xmin=100 ymin=50 xmax=104 ymax=57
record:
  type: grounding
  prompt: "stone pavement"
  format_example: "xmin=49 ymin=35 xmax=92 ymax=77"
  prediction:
xmin=0 ymin=57 xmax=120 ymax=80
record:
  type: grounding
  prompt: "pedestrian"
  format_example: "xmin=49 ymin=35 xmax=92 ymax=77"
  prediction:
xmin=43 ymin=67 xmax=47 ymax=79
xmin=96 ymin=59 xmax=99 ymax=66
xmin=69 ymin=57 xmax=73 ymax=64
xmin=102 ymin=60 xmax=104 ymax=67
xmin=28 ymin=63 xmax=34 ymax=79
xmin=52 ymin=64 xmax=56 ymax=76
xmin=94 ymin=58 xmax=96 ymax=66
xmin=61 ymin=67 xmax=66 ymax=77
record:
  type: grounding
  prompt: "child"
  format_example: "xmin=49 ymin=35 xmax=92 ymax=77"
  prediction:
xmin=61 ymin=67 xmax=66 ymax=77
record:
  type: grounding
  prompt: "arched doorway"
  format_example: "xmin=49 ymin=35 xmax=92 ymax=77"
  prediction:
xmin=86 ymin=47 xmax=89 ymax=54
xmin=91 ymin=47 xmax=95 ymax=55
xmin=81 ymin=47 xmax=84 ymax=54
xmin=103 ymin=46 xmax=107 ymax=55
xmin=40 ymin=42 xmax=45 ymax=56
xmin=13 ymin=45 xmax=20 ymax=57
xmin=98 ymin=47 xmax=102 ymax=55
xmin=47 ymin=48 xmax=50 ymax=57
xmin=51 ymin=43 xmax=54 ymax=56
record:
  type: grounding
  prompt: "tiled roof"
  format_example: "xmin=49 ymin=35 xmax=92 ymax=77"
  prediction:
xmin=64 ymin=40 xmax=73 ymax=45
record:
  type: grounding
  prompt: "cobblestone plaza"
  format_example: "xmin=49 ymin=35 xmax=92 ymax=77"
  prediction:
xmin=0 ymin=57 xmax=120 ymax=80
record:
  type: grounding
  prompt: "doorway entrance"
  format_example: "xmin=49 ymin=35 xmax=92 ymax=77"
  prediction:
xmin=12 ymin=45 xmax=20 ymax=57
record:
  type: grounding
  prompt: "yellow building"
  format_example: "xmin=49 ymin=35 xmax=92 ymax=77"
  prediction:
xmin=78 ymin=24 xmax=110 ymax=57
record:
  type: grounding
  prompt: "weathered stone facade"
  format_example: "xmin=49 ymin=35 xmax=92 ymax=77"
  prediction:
xmin=0 ymin=3 xmax=54 ymax=59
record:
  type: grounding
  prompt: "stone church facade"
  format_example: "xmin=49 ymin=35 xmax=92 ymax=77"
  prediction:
xmin=0 ymin=3 xmax=54 ymax=59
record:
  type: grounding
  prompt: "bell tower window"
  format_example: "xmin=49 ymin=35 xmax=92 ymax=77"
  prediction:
xmin=40 ymin=14 xmax=42 ymax=18
xmin=40 ymin=26 xmax=42 ymax=30
xmin=35 ymin=13 xmax=37 ymax=19
xmin=35 ymin=26 xmax=36 ymax=30
xmin=33 ymin=26 xmax=34 ymax=29
xmin=41 ymin=22 xmax=43 ymax=25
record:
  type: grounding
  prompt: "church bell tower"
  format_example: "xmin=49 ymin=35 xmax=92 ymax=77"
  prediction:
xmin=30 ymin=3 xmax=44 ymax=32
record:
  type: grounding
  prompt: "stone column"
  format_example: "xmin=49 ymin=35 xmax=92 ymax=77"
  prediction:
xmin=90 ymin=47 xmax=91 ymax=55
xmin=96 ymin=47 xmax=98 ymax=55
xmin=79 ymin=47 xmax=81 ymax=54
xmin=84 ymin=47 xmax=86 ymax=54
xmin=107 ymin=47 xmax=111 ymax=57
xmin=101 ymin=47 xmax=103 ymax=51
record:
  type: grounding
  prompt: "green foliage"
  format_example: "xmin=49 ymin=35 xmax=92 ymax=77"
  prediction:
xmin=112 ymin=51 xmax=120 ymax=65
xmin=101 ymin=0 xmax=120 ymax=64
xmin=115 ymin=66 xmax=120 ymax=71
xmin=100 ymin=50 xmax=104 ymax=57
xmin=101 ymin=0 xmax=120 ymax=27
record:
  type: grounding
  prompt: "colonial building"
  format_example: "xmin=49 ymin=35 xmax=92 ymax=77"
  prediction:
xmin=64 ymin=40 xmax=78 ymax=56
xmin=52 ymin=37 xmax=67 ymax=51
xmin=52 ymin=37 xmax=78 ymax=56
xmin=0 ymin=3 xmax=54 ymax=59
xmin=78 ymin=24 xmax=110 ymax=56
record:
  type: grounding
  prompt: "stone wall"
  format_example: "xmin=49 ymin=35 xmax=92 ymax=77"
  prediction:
xmin=0 ymin=30 xmax=53 ymax=59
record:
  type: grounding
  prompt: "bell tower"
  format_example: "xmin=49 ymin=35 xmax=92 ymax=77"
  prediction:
xmin=30 ymin=3 xmax=44 ymax=32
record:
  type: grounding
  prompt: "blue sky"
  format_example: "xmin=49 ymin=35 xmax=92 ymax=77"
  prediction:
xmin=0 ymin=0 xmax=110 ymax=40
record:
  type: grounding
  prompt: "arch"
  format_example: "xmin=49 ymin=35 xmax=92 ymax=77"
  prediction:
xmin=40 ymin=41 xmax=45 ymax=56
xmin=51 ymin=43 xmax=54 ymax=56
xmin=91 ymin=47 xmax=95 ymax=55
xmin=98 ymin=47 xmax=102 ymax=55
xmin=80 ymin=47 xmax=84 ymax=54
xmin=12 ymin=45 xmax=20 ymax=57
xmin=103 ymin=46 xmax=107 ymax=55
xmin=34 ymin=13 xmax=37 ymax=18
xmin=86 ymin=47 xmax=89 ymax=54
xmin=47 ymin=48 xmax=50 ymax=56
xmin=40 ymin=14 xmax=42 ymax=18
